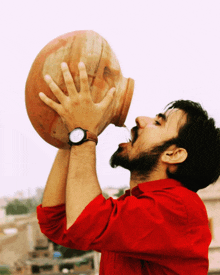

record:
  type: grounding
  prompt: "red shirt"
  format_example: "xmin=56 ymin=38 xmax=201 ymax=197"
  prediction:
xmin=37 ymin=179 xmax=211 ymax=274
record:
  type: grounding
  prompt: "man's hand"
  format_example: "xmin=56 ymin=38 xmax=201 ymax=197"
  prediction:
xmin=39 ymin=62 xmax=116 ymax=135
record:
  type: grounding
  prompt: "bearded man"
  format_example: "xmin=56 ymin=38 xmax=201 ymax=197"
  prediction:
xmin=37 ymin=62 xmax=220 ymax=274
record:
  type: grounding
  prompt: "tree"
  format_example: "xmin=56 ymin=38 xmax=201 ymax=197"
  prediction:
xmin=49 ymin=239 xmax=92 ymax=259
xmin=6 ymin=199 xmax=29 ymax=215
xmin=115 ymin=188 xmax=126 ymax=198
xmin=5 ymin=197 xmax=40 ymax=215
xmin=0 ymin=265 xmax=11 ymax=275
xmin=25 ymin=198 xmax=38 ymax=213
xmin=58 ymin=246 xmax=91 ymax=258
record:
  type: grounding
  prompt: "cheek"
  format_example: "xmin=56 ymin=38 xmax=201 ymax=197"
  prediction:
xmin=138 ymin=133 xmax=163 ymax=149
xmin=166 ymin=126 xmax=179 ymax=138
xmin=145 ymin=126 xmax=163 ymax=140
xmin=133 ymin=138 xmax=150 ymax=154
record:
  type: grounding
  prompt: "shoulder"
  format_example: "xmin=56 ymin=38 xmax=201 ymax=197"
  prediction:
xmin=135 ymin=183 xmax=208 ymax=226
xmin=173 ymin=186 xmax=209 ymax=225
xmin=156 ymin=185 xmax=209 ymax=226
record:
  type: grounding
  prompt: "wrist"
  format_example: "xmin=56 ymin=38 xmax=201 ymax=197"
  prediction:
xmin=68 ymin=128 xmax=98 ymax=146
xmin=71 ymin=140 xmax=96 ymax=150
xmin=70 ymin=141 xmax=96 ymax=160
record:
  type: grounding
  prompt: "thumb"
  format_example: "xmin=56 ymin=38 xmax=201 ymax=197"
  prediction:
xmin=100 ymin=87 xmax=116 ymax=109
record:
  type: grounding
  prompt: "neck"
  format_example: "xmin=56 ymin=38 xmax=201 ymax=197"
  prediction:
xmin=129 ymin=166 xmax=168 ymax=191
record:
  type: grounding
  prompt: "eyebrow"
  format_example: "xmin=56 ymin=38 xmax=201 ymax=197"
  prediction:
xmin=156 ymin=113 xmax=167 ymax=122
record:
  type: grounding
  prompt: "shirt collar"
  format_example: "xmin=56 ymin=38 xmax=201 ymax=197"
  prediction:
xmin=124 ymin=179 xmax=183 ymax=197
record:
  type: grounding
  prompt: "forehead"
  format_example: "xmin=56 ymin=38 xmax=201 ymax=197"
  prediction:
xmin=164 ymin=108 xmax=187 ymax=129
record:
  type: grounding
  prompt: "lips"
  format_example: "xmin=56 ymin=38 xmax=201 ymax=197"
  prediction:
xmin=131 ymin=126 xmax=138 ymax=145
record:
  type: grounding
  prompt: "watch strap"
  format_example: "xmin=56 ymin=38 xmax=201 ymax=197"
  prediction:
xmin=85 ymin=130 xmax=98 ymax=144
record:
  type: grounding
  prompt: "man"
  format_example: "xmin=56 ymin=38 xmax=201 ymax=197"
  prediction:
xmin=37 ymin=62 xmax=220 ymax=274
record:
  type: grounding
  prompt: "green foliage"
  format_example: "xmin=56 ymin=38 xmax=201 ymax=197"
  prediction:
xmin=48 ymin=240 xmax=91 ymax=259
xmin=5 ymin=197 xmax=39 ymax=215
xmin=0 ymin=266 xmax=11 ymax=275
xmin=24 ymin=198 xmax=38 ymax=212
xmin=57 ymin=245 xmax=92 ymax=258
xmin=102 ymin=192 xmax=110 ymax=199
xmin=74 ymin=258 xmax=90 ymax=267
xmin=6 ymin=199 xmax=29 ymax=215
xmin=115 ymin=188 xmax=126 ymax=198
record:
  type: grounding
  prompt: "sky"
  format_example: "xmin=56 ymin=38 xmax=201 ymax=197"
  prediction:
xmin=1 ymin=0 xmax=220 ymax=198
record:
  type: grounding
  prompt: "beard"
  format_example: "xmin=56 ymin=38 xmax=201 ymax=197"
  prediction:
xmin=110 ymin=139 xmax=175 ymax=176
xmin=110 ymin=147 xmax=160 ymax=176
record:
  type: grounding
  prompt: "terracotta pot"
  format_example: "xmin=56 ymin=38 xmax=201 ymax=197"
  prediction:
xmin=25 ymin=30 xmax=134 ymax=148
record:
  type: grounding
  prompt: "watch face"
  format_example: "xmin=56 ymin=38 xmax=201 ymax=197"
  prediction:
xmin=69 ymin=128 xmax=85 ymax=143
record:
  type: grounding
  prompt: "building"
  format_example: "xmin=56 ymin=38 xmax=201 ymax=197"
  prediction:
xmin=0 ymin=211 xmax=100 ymax=275
xmin=12 ymin=237 xmax=99 ymax=275
xmin=198 ymin=179 xmax=220 ymax=274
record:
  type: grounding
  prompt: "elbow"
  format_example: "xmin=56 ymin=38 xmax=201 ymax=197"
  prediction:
xmin=66 ymin=223 xmax=73 ymax=230
xmin=66 ymin=218 xmax=77 ymax=230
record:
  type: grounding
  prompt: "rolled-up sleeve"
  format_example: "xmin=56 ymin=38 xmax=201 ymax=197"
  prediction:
xmin=37 ymin=190 xmax=199 ymax=260
xmin=37 ymin=194 xmax=113 ymax=250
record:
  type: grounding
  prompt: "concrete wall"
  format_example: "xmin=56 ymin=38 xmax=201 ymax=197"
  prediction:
xmin=198 ymin=180 xmax=220 ymax=273
xmin=0 ymin=208 xmax=6 ymax=224
xmin=204 ymin=199 xmax=220 ymax=247
xmin=203 ymin=199 xmax=220 ymax=272
xmin=0 ymin=214 xmax=47 ymax=266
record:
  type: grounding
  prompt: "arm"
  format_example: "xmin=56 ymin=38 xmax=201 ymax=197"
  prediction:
xmin=66 ymin=142 xmax=101 ymax=229
xmin=39 ymin=62 xmax=116 ymax=228
xmin=42 ymin=148 xmax=70 ymax=207
xmin=38 ymin=187 xmax=200 ymax=261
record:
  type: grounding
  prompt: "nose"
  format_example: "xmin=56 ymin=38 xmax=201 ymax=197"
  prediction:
xmin=135 ymin=116 xmax=152 ymax=128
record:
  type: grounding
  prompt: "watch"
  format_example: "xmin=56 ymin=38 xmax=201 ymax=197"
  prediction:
xmin=68 ymin=127 xmax=98 ymax=146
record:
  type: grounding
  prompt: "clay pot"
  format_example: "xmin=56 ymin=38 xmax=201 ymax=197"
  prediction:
xmin=25 ymin=30 xmax=134 ymax=148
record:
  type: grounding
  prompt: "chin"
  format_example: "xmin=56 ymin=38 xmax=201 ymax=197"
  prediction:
xmin=110 ymin=143 xmax=131 ymax=169
xmin=116 ymin=142 xmax=133 ymax=155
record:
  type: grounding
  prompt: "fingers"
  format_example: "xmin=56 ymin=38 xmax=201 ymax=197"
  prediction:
xmin=39 ymin=92 xmax=61 ymax=113
xmin=61 ymin=62 xmax=78 ymax=97
xmin=41 ymin=62 xmax=92 ymax=115
xmin=78 ymin=62 xmax=91 ymax=97
xmin=44 ymin=75 xmax=66 ymax=104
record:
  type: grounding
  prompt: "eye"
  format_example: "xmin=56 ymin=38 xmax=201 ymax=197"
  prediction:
xmin=154 ymin=120 xmax=161 ymax=126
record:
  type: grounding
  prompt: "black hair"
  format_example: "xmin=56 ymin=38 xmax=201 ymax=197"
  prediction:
xmin=164 ymin=100 xmax=220 ymax=192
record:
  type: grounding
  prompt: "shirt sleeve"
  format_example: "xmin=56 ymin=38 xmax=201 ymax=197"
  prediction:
xmin=37 ymin=190 xmax=210 ymax=260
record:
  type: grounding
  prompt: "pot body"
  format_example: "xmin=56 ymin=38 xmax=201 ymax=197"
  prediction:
xmin=25 ymin=30 xmax=134 ymax=148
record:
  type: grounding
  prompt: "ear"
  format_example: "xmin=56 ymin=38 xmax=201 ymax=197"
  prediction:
xmin=161 ymin=146 xmax=188 ymax=164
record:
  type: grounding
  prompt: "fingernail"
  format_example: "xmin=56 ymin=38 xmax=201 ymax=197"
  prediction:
xmin=61 ymin=62 xmax=68 ymax=69
xmin=78 ymin=62 xmax=85 ymax=68
xmin=44 ymin=75 xmax=51 ymax=81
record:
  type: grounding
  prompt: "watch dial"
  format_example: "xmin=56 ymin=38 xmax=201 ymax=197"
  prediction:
xmin=70 ymin=129 xmax=85 ymax=143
